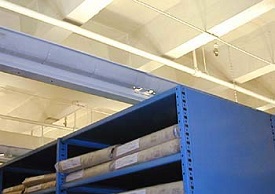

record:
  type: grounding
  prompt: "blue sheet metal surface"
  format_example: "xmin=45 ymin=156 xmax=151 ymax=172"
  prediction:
xmin=56 ymin=139 xmax=68 ymax=194
xmin=66 ymin=139 xmax=109 ymax=149
xmin=176 ymin=86 xmax=194 ymax=194
xmin=271 ymin=115 xmax=275 ymax=149
xmin=68 ymin=186 xmax=124 ymax=193
xmin=184 ymin=87 xmax=275 ymax=194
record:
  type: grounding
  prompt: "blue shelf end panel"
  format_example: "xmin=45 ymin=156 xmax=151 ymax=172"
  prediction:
xmin=271 ymin=115 xmax=275 ymax=149
xmin=182 ymin=87 xmax=275 ymax=194
xmin=56 ymin=139 xmax=68 ymax=194
xmin=176 ymin=86 xmax=194 ymax=194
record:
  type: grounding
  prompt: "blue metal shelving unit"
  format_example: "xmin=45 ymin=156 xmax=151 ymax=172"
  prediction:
xmin=1 ymin=85 xmax=275 ymax=194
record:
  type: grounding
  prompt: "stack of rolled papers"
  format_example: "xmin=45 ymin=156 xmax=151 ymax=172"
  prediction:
xmin=66 ymin=139 xmax=180 ymax=182
xmin=2 ymin=184 xmax=25 ymax=194
xmin=117 ymin=181 xmax=184 ymax=194
xmin=110 ymin=139 xmax=180 ymax=171
xmin=113 ymin=124 xmax=179 ymax=159
xmin=23 ymin=181 xmax=56 ymax=194
xmin=22 ymin=173 xmax=56 ymax=194
xmin=65 ymin=124 xmax=180 ymax=183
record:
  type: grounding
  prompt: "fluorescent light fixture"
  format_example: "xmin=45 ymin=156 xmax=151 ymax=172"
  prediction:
xmin=0 ymin=0 xmax=275 ymax=107
xmin=66 ymin=0 xmax=113 ymax=24
xmin=0 ymin=153 xmax=4 ymax=157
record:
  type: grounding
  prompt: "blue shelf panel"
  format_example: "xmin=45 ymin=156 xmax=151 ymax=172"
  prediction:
xmin=31 ymin=186 xmax=124 ymax=194
xmin=271 ymin=115 xmax=275 ymax=148
xmin=56 ymin=139 xmax=68 ymax=194
xmin=4 ymin=167 xmax=51 ymax=175
xmin=66 ymin=139 xmax=109 ymax=149
xmin=176 ymin=86 xmax=194 ymax=194
xmin=184 ymin=87 xmax=275 ymax=194
xmin=63 ymin=153 xmax=181 ymax=189
xmin=68 ymin=186 xmax=124 ymax=193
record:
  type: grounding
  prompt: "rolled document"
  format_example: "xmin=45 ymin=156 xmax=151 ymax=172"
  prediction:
xmin=111 ymin=139 xmax=180 ymax=170
xmin=113 ymin=125 xmax=179 ymax=159
xmin=22 ymin=173 xmax=55 ymax=187
xmin=2 ymin=184 xmax=24 ymax=194
xmin=55 ymin=145 xmax=116 ymax=173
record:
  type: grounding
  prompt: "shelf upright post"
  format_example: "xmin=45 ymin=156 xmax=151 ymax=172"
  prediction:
xmin=56 ymin=138 xmax=68 ymax=194
xmin=176 ymin=86 xmax=195 ymax=194
xmin=0 ymin=169 xmax=3 ymax=192
xmin=271 ymin=115 xmax=275 ymax=148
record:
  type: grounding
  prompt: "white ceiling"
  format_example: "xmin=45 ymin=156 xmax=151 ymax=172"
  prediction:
xmin=0 ymin=0 xmax=275 ymax=159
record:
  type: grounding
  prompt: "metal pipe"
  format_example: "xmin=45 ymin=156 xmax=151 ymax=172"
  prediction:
xmin=0 ymin=114 xmax=74 ymax=131
xmin=192 ymin=50 xmax=198 ymax=71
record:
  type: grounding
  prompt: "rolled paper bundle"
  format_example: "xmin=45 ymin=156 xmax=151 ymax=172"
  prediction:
xmin=22 ymin=173 xmax=55 ymax=187
xmin=111 ymin=139 xmax=180 ymax=170
xmin=3 ymin=191 xmax=23 ymax=194
xmin=2 ymin=184 xmax=24 ymax=194
xmin=55 ymin=145 xmax=117 ymax=173
xmin=113 ymin=124 xmax=179 ymax=159
xmin=24 ymin=181 xmax=56 ymax=194
xmin=66 ymin=161 xmax=111 ymax=182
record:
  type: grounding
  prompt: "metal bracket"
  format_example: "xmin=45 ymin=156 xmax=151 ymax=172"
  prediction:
xmin=56 ymin=139 xmax=68 ymax=194
xmin=176 ymin=86 xmax=194 ymax=194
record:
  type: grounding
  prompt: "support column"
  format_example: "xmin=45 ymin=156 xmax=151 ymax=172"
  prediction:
xmin=56 ymin=139 xmax=67 ymax=194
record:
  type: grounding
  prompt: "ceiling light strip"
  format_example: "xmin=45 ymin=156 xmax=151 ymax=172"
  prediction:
xmin=0 ymin=0 xmax=274 ymax=106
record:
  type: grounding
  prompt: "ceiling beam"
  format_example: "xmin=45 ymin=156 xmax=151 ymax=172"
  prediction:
xmin=137 ymin=0 xmax=275 ymax=72
xmin=234 ymin=64 xmax=275 ymax=83
xmin=0 ymin=27 xmax=176 ymax=104
xmin=166 ymin=0 xmax=275 ymax=59
xmin=39 ymin=0 xmax=113 ymax=43
xmin=65 ymin=0 xmax=112 ymax=24
xmin=257 ymin=103 xmax=275 ymax=111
